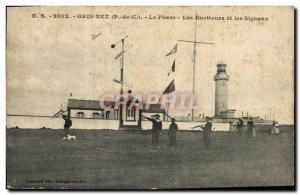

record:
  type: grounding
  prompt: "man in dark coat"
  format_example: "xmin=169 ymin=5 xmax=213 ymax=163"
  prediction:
xmin=236 ymin=118 xmax=244 ymax=137
xmin=168 ymin=118 xmax=178 ymax=149
xmin=247 ymin=118 xmax=255 ymax=138
xmin=62 ymin=115 xmax=72 ymax=139
xmin=192 ymin=116 xmax=213 ymax=148
xmin=143 ymin=114 xmax=162 ymax=147
xmin=203 ymin=117 xmax=212 ymax=148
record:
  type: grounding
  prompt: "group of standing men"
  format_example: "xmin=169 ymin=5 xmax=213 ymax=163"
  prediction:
xmin=144 ymin=115 xmax=270 ymax=150
xmin=144 ymin=114 xmax=213 ymax=149
xmin=235 ymin=118 xmax=256 ymax=138
xmin=143 ymin=114 xmax=178 ymax=149
xmin=62 ymin=113 xmax=279 ymax=147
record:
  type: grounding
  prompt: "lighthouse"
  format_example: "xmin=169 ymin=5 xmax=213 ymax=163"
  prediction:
xmin=214 ymin=63 xmax=230 ymax=117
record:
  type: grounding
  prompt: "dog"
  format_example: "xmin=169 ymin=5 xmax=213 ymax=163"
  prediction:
xmin=67 ymin=134 xmax=76 ymax=141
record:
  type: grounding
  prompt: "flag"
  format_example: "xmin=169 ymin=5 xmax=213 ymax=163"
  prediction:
xmin=163 ymin=80 xmax=175 ymax=94
xmin=165 ymin=44 xmax=177 ymax=57
xmin=167 ymin=60 xmax=176 ymax=76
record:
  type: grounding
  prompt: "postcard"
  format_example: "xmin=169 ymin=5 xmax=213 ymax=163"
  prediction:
xmin=6 ymin=6 xmax=295 ymax=189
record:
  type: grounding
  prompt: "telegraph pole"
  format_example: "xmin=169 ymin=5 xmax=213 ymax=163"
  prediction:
xmin=178 ymin=11 xmax=214 ymax=121
xmin=111 ymin=35 xmax=128 ymax=129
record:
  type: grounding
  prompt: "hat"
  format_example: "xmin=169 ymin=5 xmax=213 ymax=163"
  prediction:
xmin=155 ymin=114 xmax=160 ymax=118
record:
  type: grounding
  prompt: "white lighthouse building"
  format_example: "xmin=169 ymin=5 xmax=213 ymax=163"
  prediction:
xmin=214 ymin=63 xmax=235 ymax=118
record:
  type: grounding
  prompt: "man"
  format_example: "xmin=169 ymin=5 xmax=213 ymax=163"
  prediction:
xmin=192 ymin=116 xmax=213 ymax=148
xmin=62 ymin=115 xmax=72 ymax=140
xmin=247 ymin=118 xmax=255 ymax=138
xmin=229 ymin=121 xmax=234 ymax=132
xmin=236 ymin=118 xmax=244 ymax=138
xmin=168 ymin=118 xmax=178 ymax=149
xmin=271 ymin=121 xmax=280 ymax=135
xmin=274 ymin=121 xmax=280 ymax=135
xmin=143 ymin=114 xmax=162 ymax=148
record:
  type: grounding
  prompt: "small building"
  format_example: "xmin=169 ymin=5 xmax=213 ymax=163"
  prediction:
xmin=67 ymin=99 xmax=118 ymax=120
xmin=66 ymin=96 xmax=166 ymax=130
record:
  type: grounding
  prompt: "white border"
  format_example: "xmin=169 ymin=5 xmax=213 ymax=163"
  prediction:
xmin=1 ymin=0 xmax=300 ymax=6
xmin=1 ymin=0 xmax=298 ymax=194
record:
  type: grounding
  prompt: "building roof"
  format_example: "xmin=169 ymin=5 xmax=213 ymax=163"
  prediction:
xmin=142 ymin=103 xmax=166 ymax=113
xmin=67 ymin=99 xmax=115 ymax=110
xmin=67 ymin=99 xmax=166 ymax=113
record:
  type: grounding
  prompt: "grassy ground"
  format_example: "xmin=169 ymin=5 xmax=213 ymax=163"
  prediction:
xmin=6 ymin=126 xmax=294 ymax=189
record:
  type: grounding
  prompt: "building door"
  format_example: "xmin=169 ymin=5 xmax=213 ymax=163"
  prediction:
xmin=114 ymin=110 xmax=119 ymax=119
xmin=126 ymin=108 xmax=135 ymax=121
xmin=106 ymin=111 xmax=110 ymax=119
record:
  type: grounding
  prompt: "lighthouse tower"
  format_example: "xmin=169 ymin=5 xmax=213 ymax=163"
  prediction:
xmin=214 ymin=63 xmax=230 ymax=117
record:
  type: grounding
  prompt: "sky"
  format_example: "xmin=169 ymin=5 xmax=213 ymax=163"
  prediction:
xmin=6 ymin=6 xmax=294 ymax=123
